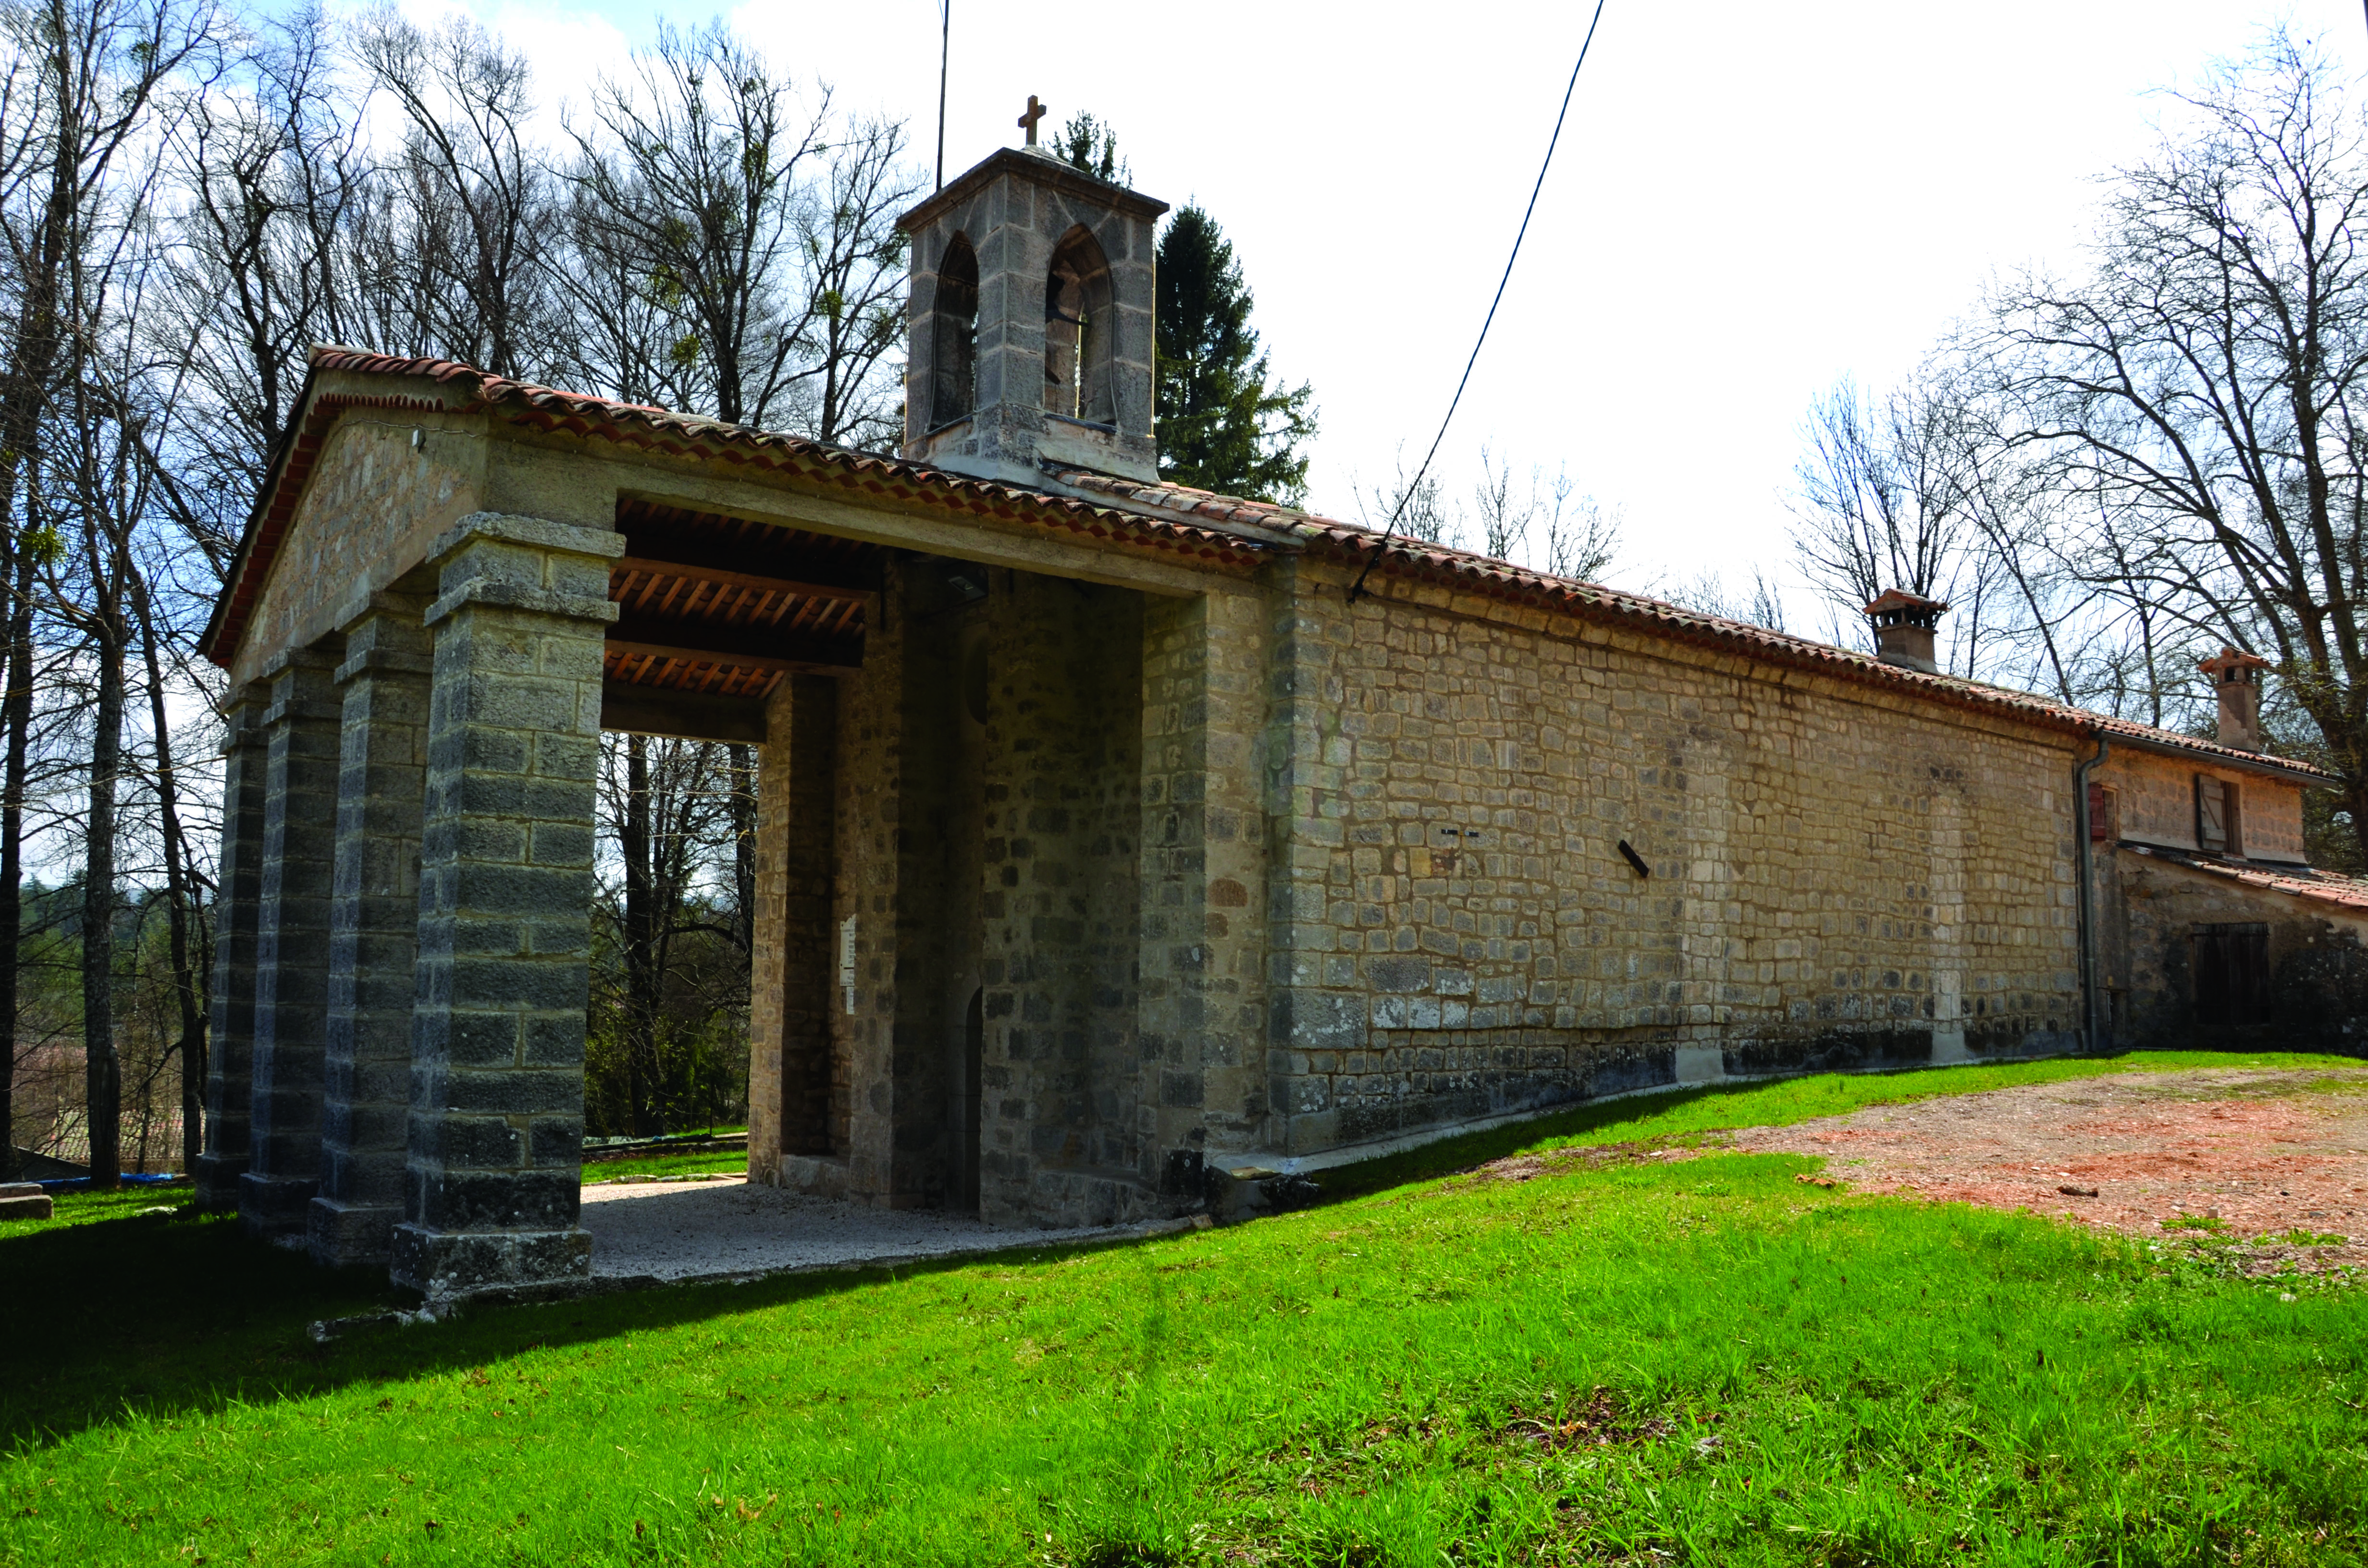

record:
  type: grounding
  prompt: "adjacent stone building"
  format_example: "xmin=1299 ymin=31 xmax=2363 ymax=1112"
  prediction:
xmin=199 ymin=141 xmax=2368 ymax=1296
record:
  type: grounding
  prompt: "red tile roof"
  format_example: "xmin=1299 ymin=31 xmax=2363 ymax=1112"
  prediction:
xmin=199 ymin=348 xmax=2336 ymax=787
xmin=1047 ymin=471 xmax=2332 ymax=784
xmin=2123 ymin=845 xmax=2368 ymax=914
xmin=200 ymin=349 xmax=1270 ymax=665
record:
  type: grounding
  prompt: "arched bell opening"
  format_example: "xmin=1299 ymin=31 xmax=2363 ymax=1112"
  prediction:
xmin=929 ymin=234 xmax=980 ymax=430
xmin=1043 ymin=225 xmax=1116 ymax=427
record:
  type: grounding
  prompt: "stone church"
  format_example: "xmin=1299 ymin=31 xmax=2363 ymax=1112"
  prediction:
xmin=196 ymin=137 xmax=2367 ymax=1298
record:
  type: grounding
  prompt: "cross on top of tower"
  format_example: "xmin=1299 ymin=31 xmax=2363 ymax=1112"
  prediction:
xmin=1017 ymin=94 xmax=1047 ymax=145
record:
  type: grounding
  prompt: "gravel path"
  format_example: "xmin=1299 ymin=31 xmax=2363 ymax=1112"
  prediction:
xmin=1724 ymin=1066 xmax=2368 ymax=1274
xmin=578 ymin=1176 xmax=1122 ymax=1281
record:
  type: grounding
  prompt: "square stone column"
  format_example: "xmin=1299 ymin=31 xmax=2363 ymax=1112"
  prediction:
xmin=747 ymin=675 xmax=841 ymax=1186
xmin=308 ymin=591 xmax=433 ymax=1267
xmin=1140 ymin=588 xmax=1272 ymax=1188
xmin=194 ymin=683 xmax=267 ymax=1213
xmin=389 ymin=513 xmax=621 ymax=1298
xmin=239 ymin=643 xmax=345 ymax=1238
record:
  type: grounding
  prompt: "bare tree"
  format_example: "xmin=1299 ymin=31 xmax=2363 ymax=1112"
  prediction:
xmin=1980 ymin=30 xmax=2368 ymax=858
xmin=146 ymin=5 xmax=360 ymax=572
xmin=561 ymin=24 xmax=913 ymax=437
xmin=0 ymin=0 xmax=214 ymax=1183
xmin=1530 ymin=466 xmax=1620 ymax=584
xmin=351 ymin=9 xmax=555 ymax=380
xmin=1790 ymin=376 xmax=1979 ymax=635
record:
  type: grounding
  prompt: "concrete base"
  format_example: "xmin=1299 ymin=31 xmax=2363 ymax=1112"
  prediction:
xmin=770 ymin=1153 xmax=852 ymax=1199
xmin=1930 ymin=1025 xmax=1973 ymax=1065
xmin=306 ymin=1194 xmax=399 ymax=1267
xmin=1674 ymin=1046 xmax=1727 ymax=1084
xmin=238 ymin=1170 xmax=318 ymax=1237
xmin=0 ymin=1184 xmax=52 ymax=1221
xmin=389 ymin=1222 xmax=593 ymax=1300
xmin=192 ymin=1152 xmax=247 ymax=1213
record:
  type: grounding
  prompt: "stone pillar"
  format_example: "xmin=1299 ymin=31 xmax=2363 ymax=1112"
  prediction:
xmin=390 ymin=513 xmax=620 ymax=1298
xmin=308 ymin=592 xmax=433 ymax=1267
xmin=239 ymin=643 xmax=344 ymax=1238
xmin=193 ymin=684 xmax=267 ymax=1212
xmin=1140 ymin=588 xmax=1271 ymax=1192
xmin=747 ymin=675 xmax=840 ymax=1186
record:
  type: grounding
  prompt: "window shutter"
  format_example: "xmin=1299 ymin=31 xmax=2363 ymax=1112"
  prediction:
xmin=2196 ymin=775 xmax=2227 ymax=853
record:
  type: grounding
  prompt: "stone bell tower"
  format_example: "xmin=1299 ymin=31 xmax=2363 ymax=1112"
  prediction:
xmin=897 ymin=108 xmax=1167 ymax=487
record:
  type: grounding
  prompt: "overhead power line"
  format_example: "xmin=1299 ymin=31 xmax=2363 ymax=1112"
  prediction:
xmin=1346 ymin=0 xmax=1611 ymax=603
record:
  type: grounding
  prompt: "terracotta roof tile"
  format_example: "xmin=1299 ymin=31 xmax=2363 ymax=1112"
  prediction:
xmin=1045 ymin=467 xmax=2328 ymax=782
xmin=199 ymin=350 xmax=2337 ymax=786
xmin=2124 ymin=845 xmax=2368 ymax=913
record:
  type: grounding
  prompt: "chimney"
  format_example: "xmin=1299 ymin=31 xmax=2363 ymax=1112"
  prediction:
xmin=1862 ymin=589 xmax=1948 ymax=675
xmin=2198 ymin=646 xmax=2270 ymax=752
xmin=896 ymin=143 xmax=1167 ymax=488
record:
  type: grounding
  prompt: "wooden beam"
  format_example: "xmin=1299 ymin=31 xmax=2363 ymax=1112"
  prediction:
xmin=611 ymin=556 xmax=873 ymax=605
xmin=601 ymin=684 xmax=767 ymax=743
xmin=605 ymin=638 xmax=857 ymax=676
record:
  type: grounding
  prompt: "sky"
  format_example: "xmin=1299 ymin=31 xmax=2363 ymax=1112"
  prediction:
xmin=378 ymin=0 xmax=2368 ymax=607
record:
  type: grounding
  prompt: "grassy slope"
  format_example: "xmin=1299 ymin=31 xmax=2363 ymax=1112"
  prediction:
xmin=2 ymin=1053 xmax=2363 ymax=1567
xmin=580 ymin=1147 xmax=750 ymax=1185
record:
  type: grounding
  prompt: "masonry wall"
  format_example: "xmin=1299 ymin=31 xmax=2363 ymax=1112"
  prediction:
xmin=232 ymin=418 xmax=483 ymax=688
xmin=2095 ymin=748 xmax=2308 ymax=864
xmin=979 ymin=569 xmax=1146 ymax=1225
xmin=1262 ymin=560 xmax=2084 ymax=1157
xmin=2104 ymin=850 xmax=2368 ymax=1052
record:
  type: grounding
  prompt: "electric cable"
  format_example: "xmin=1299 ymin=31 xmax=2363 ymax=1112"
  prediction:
xmin=1345 ymin=0 xmax=1610 ymax=602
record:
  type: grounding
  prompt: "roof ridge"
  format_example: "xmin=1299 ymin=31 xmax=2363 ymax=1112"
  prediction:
xmin=265 ymin=350 xmax=2337 ymax=781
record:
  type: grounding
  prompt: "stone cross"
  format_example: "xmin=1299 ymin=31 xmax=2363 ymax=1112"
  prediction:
xmin=1018 ymin=95 xmax=1046 ymax=146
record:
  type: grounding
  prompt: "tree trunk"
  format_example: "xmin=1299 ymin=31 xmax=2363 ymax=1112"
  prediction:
xmin=0 ymin=13 xmax=80 ymax=1186
xmin=82 ymin=620 xmax=124 ymax=1187
xmin=0 ymin=548 xmax=28 ymax=1181
xmin=130 ymin=569 xmax=204 ymax=1174
xmin=620 ymin=735 xmax=660 ymax=1136
xmin=728 ymin=742 xmax=755 ymax=952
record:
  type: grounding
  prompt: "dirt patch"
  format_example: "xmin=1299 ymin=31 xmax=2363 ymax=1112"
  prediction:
xmin=1724 ymin=1067 xmax=2368 ymax=1275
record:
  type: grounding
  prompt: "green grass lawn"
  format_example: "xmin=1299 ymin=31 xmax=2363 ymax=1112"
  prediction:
xmin=3 ymin=1053 xmax=2364 ymax=1566
xmin=582 ymin=1146 xmax=750 ymax=1185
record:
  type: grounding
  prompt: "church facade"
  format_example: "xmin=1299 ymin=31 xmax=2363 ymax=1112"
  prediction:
xmin=197 ymin=143 xmax=2367 ymax=1298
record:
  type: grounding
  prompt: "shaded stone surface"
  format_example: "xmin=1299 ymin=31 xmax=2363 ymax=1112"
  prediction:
xmin=389 ymin=514 xmax=620 ymax=1298
xmin=240 ymin=646 xmax=344 ymax=1238
xmin=309 ymin=592 xmax=433 ymax=1267
xmin=194 ymin=685 xmax=266 ymax=1213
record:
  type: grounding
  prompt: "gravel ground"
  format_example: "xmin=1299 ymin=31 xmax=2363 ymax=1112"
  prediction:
xmin=578 ymin=1176 xmax=1123 ymax=1281
xmin=1722 ymin=1066 xmax=2368 ymax=1275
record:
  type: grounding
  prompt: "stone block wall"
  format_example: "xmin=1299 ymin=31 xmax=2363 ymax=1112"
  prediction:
xmin=390 ymin=514 xmax=619 ymax=1297
xmin=1262 ymin=561 xmax=2083 ymax=1156
xmin=2104 ymin=849 xmax=2368 ymax=1050
xmin=2096 ymin=748 xmax=2307 ymax=864
xmin=195 ymin=685 xmax=268 ymax=1212
xmin=746 ymin=674 xmax=842 ymax=1184
xmin=241 ymin=643 xmax=345 ymax=1237
xmin=900 ymin=150 xmax=1164 ymax=486
xmin=1141 ymin=586 xmax=1273 ymax=1180
xmin=979 ymin=571 xmax=1146 ymax=1225
xmin=309 ymin=591 xmax=433 ymax=1267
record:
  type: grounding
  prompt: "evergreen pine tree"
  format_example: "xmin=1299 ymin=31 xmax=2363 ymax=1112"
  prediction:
xmin=1055 ymin=113 xmax=1128 ymax=184
xmin=1057 ymin=119 xmax=1317 ymax=504
xmin=1155 ymin=205 xmax=1317 ymax=504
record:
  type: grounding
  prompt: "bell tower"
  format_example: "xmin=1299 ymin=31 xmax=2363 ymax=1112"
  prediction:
xmin=898 ymin=120 xmax=1167 ymax=487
